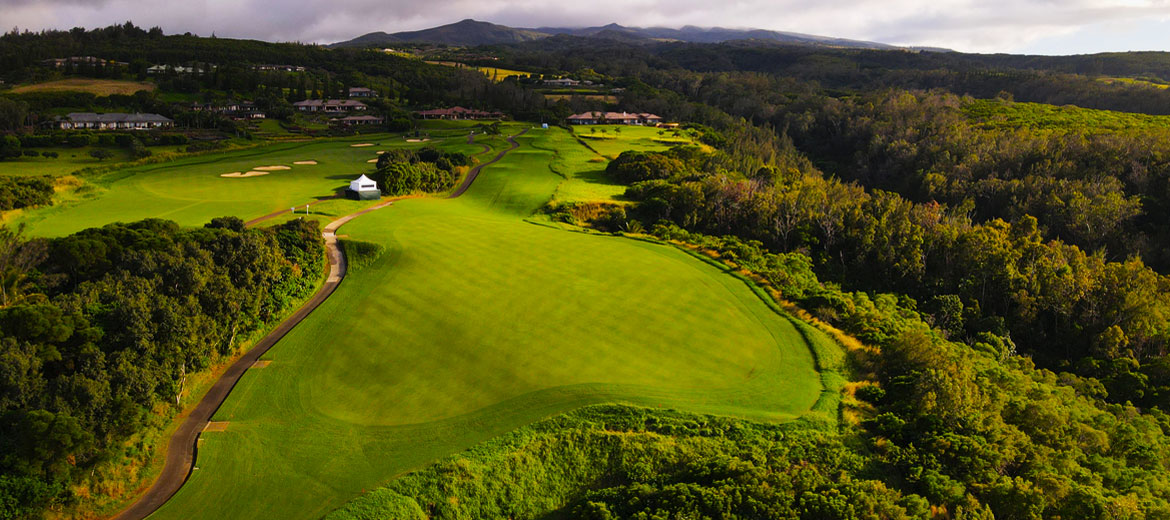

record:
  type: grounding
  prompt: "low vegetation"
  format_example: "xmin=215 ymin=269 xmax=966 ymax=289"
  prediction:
xmin=0 ymin=177 xmax=53 ymax=211
xmin=9 ymin=79 xmax=155 ymax=96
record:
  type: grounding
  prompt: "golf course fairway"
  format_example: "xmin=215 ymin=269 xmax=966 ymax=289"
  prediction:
xmin=141 ymin=127 xmax=827 ymax=520
xmin=10 ymin=132 xmax=493 ymax=238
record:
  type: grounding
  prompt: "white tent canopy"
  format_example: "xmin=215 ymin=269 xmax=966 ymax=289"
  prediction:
xmin=349 ymin=174 xmax=378 ymax=192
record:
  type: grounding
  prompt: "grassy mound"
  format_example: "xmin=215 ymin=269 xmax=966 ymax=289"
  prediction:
xmin=338 ymin=239 xmax=384 ymax=271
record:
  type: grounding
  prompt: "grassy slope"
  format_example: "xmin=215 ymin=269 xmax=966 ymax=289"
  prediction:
xmin=551 ymin=124 xmax=696 ymax=204
xmin=148 ymin=127 xmax=824 ymax=520
xmin=575 ymin=124 xmax=693 ymax=158
xmin=964 ymin=98 xmax=1170 ymax=132
xmin=0 ymin=145 xmax=188 ymax=178
xmin=10 ymin=134 xmax=428 ymax=237
xmin=10 ymin=78 xmax=155 ymax=95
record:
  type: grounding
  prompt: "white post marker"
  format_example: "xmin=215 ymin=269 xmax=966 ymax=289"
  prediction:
xmin=305 ymin=204 xmax=309 ymax=215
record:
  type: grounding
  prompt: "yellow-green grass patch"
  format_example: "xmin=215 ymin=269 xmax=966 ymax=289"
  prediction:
xmin=575 ymin=124 xmax=696 ymax=157
xmin=10 ymin=78 xmax=156 ymax=96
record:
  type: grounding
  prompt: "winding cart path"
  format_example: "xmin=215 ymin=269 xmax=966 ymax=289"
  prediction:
xmin=109 ymin=129 xmax=529 ymax=520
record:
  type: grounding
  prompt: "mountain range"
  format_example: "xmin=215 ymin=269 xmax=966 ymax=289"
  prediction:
xmin=330 ymin=19 xmax=942 ymax=51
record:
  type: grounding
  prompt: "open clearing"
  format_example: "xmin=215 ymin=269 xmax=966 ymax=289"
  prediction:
xmin=10 ymin=78 xmax=156 ymax=96
xmin=574 ymin=124 xmax=697 ymax=158
xmin=147 ymin=127 xmax=827 ymax=520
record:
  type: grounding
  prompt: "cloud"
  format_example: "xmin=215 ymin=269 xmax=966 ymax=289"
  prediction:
xmin=0 ymin=0 xmax=1167 ymax=53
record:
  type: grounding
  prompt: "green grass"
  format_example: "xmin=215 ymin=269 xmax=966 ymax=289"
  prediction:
xmin=10 ymin=78 xmax=155 ymax=96
xmin=0 ymin=145 xmax=185 ymax=178
xmin=574 ymin=124 xmax=696 ymax=158
xmin=147 ymin=127 xmax=826 ymax=520
xmin=9 ymin=134 xmax=473 ymax=237
xmin=963 ymin=98 xmax=1170 ymax=132
xmin=1097 ymin=76 xmax=1170 ymax=90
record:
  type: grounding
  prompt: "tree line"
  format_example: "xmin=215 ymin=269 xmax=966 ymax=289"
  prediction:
xmin=0 ymin=217 xmax=323 ymax=518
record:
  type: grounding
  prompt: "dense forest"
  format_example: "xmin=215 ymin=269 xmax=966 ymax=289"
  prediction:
xmin=0 ymin=218 xmax=323 ymax=517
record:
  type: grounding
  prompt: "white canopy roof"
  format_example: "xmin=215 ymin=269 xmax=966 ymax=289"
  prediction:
xmin=350 ymin=174 xmax=377 ymax=192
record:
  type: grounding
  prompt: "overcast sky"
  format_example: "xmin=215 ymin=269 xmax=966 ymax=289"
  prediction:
xmin=3 ymin=0 xmax=1169 ymax=54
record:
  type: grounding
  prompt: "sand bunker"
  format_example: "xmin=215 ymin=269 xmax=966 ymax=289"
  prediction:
xmin=375 ymin=151 xmax=386 ymax=155
xmin=293 ymin=160 xmax=318 ymax=165
xmin=366 ymin=159 xmax=379 ymax=163
xmin=405 ymin=138 xmax=430 ymax=143
xmin=253 ymin=165 xmax=291 ymax=171
xmin=220 ymin=171 xmax=270 ymax=178
xmin=350 ymin=143 xmax=374 ymax=147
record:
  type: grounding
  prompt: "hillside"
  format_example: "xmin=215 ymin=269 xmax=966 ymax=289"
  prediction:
xmin=534 ymin=22 xmax=900 ymax=49
xmin=329 ymin=19 xmax=908 ymax=49
xmin=332 ymin=19 xmax=548 ymax=47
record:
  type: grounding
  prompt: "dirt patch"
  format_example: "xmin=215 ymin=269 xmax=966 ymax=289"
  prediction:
xmin=253 ymin=165 xmax=291 ymax=171
xmin=220 ymin=171 xmax=269 ymax=178
xmin=203 ymin=422 xmax=229 ymax=432
xmin=405 ymin=138 xmax=430 ymax=143
xmin=350 ymin=143 xmax=374 ymax=147
xmin=293 ymin=160 xmax=318 ymax=165
xmin=251 ymin=360 xmax=271 ymax=368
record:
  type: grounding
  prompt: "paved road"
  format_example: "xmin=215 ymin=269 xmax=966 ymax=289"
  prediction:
xmin=108 ymin=129 xmax=528 ymax=520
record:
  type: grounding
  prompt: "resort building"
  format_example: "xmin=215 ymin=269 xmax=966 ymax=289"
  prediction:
xmin=543 ymin=78 xmax=581 ymax=87
xmin=53 ymin=112 xmax=174 ymax=130
xmin=292 ymin=99 xmax=369 ymax=113
xmin=566 ymin=111 xmax=663 ymax=125
xmin=348 ymin=87 xmax=376 ymax=98
xmin=413 ymin=106 xmax=503 ymax=120
xmin=333 ymin=115 xmax=384 ymax=126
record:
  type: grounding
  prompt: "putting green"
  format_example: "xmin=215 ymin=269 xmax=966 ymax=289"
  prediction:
xmin=147 ymin=127 xmax=826 ymax=520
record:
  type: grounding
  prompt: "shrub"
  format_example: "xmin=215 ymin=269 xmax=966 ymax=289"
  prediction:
xmin=66 ymin=134 xmax=94 ymax=148
xmin=0 ymin=135 xmax=21 ymax=160
xmin=18 ymin=135 xmax=54 ymax=148
xmin=88 ymin=149 xmax=115 ymax=161
xmin=0 ymin=176 xmax=54 ymax=210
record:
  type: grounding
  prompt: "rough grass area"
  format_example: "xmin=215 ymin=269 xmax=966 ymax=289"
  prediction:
xmin=963 ymin=98 xmax=1170 ymax=132
xmin=338 ymin=238 xmax=385 ymax=271
xmin=10 ymin=78 xmax=156 ymax=96
xmin=573 ymin=124 xmax=696 ymax=158
xmin=0 ymin=145 xmax=187 ymax=178
xmin=148 ymin=127 xmax=827 ymax=520
xmin=543 ymin=94 xmax=619 ymax=103
xmin=323 ymin=405 xmax=839 ymax=520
